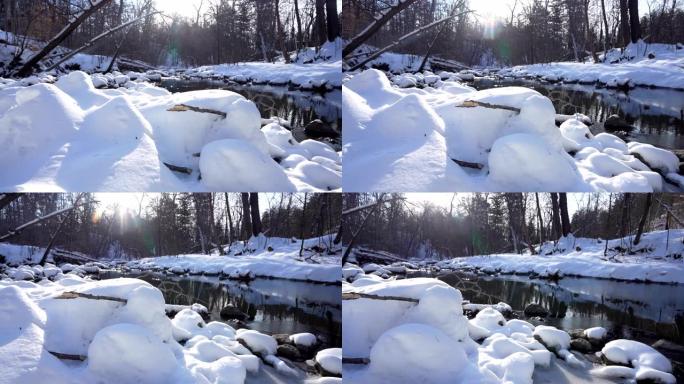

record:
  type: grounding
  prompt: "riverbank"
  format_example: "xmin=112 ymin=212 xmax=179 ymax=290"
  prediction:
xmin=343 ymin=68 xmax=684 ymax=192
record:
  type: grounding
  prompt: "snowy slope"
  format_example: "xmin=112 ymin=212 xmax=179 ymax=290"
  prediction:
xmin=437 ymin=230 xmax=684 ymax=284
xmin=0 ymin=71 xmax=341 ymax=192
xmin=498 ymin=42 xmax=684 ymax=90
xmin=127 ymin=235 xmax=341 ymax=284
xmin=343 ymin=69 xmax=680 ymax=192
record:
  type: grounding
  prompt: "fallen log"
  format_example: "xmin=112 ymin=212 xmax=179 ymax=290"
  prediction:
xmin=342 ymin=292 xmax=419 ymax=303
xmin=455 ymin=100 xmax=521 ymax=113
xmin=163 ymin=162 xmax=193 ymax=175
xmin=55 ymin=291 xmax=127 ymax=304
xmin=48 ymin=351 xmax=86 ymax=361
xmin=451 ymin=158 xmax=484 ymax=170
xmin=167 ymin=104 xmax=227 ymax=118
xmin=342 ymin=357 xmax=370 ymax=365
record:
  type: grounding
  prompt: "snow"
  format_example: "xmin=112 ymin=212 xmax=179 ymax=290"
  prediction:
xmin=0 ymin=274 xmax=314 ymax=384
xmin=126 ymin=235 xmax=341 ymax=283
xmin=584 ymin=327 xmax=607 ymax=341
xmin=236 ymin=329 xmax=277 ymax=355
xmin=315 ymin=348 xmax=342 ymax=375
xmin=0 ymin=71 xmax=340 ymax=192
xmin=343 ymin=69 xmax=681 ymax=192
xmin=437 ymin=230 xmax=684 ymax=284
xmin=289 ymin=333 xmax=317 ymax=347
xmin=592 ymin=339 xmax=676 ymax=383
xmin=498 ymin=42 xmax=684 ymax=90
xmin=342 ymin=275 xmax=609 ymax=384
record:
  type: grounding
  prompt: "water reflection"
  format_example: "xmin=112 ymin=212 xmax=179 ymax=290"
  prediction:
xmin=474 ymin=78 xmax=684 ymax=150
xmin=160 ymin=79 xmax=342 ymax=150
xmin=437 ymin=272 xmax=684 ymax=344
xmin=105 ymin=272 xmax=341 ymax=345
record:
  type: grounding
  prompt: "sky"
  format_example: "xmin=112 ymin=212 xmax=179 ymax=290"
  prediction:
xmin=95 ymin=193 xmax=275 ymax=216
xmin=469 ymin=0 xmax=651 ymax=22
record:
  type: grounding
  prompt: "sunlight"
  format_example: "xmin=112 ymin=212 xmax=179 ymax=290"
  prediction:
xmin=482 ymin=16 xmax=497 ymax=39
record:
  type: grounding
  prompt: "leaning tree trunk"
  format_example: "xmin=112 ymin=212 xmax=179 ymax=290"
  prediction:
xmin=16 ymin=0 xmax=114 ymax=77
xmin=559 ymin=193 xmax=571 ymax=237
xmin=633 ymin=193 xmax=652 ymax=245
xmin=628 ymin=0 xmax=641 ymax=43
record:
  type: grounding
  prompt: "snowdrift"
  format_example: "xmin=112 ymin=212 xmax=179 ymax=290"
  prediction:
xmin=0 ymin=71 xmax=341 ymax=192
xmin=342 ymin=274 xmax=676 ymax=384
xmin=343 ymin=69 xmax=679 ymax=192
xmin=126 ymin=235 xmax=341 ymax=284
xmin=437 ymin=230 xmax=684 ymax=284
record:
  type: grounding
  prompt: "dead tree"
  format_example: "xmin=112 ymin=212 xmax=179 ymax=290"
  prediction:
xmin=39 ymin=193 xmax=85 ymax=266
xmin=342 ymin=0 xmax=419 ymax=58
xmin=16 ymin=0 xmax=114 ymax=77
xmin=0 ymin=203 xmax=83 ymax=242
xmin=0 ymin=193 xmax=20 ymax=210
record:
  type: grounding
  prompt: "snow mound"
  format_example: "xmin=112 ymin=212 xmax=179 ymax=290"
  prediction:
xmin=599 ymin=339 xmax=674 ymax=382
xmin=316 ymin=348 xmax=342 ymax=375
xmin=236 ymin=329 xmax=277 ymax=355
xmin=290 ymin=333 xmax=317 ymax=347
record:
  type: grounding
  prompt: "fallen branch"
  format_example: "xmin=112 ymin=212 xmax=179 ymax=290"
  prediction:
xmin=163 ymin=162 xmax=193 ymax=175
xmin=55 ymin=291 xmax=127 ymax=304
xmin=48 ymin=351 xmax=86 ymax=361
xmin=167 ymin=104 xmax=227 ymax=118
xmin=342 ymin=357 xmax=370 ymax=365
xmin=455 ymin=100 xmax=521 ymax=113
xmin=342 ymin=292 xmax=419 ymax=303
xmin=451 ymin=158 xmax=483 ymax=169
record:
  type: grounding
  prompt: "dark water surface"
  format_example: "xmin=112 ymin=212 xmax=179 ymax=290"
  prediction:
xmin=160 ymin=79 xmax=342 ymax=150
xmin=103 ymin=272 xmax=341 ymax=346
xmin=473 ymin=78 xmax=684 ymax=150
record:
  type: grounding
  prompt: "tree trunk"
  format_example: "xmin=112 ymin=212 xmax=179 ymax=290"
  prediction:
xmin=315 ymin=0 xmax=327 ymax=46
xmin=628 ymin=0 xmax=641 ymax=43
xmin=293 ymin=0 xmax=303 ymax=46
xmin=535 ymin=193 xmax=544 ymax=246
xmin=619 ymin=0 xmax=631 ymax=47
xmin=241 ymin=193 xmax=251 ymax=240
xmin=299 ymin=193 xmax=308 ymax=257
xmin=39 ymin=194 xmax=84 ymax=266
xmin=604 ymin=194 xmax=612 ymax=256
xmin=17 ymin=0 xmax=114 ymax=77
xmin=559 ymin=193 xmax=571 ymax=237
xmin=225 ymin=193 xmax=233 ymax=245
xmin=551 ymin=193 xmax=562 ymax=240
xmin=600 ymin=0 xmax=611 ymax=49
xmin=249 ymin=193 xmax=262 ymax=237
xmin=620 ymin=193 xmax=631 ymax=238
xmin=633 ymin=193 xmax=652 ymax=245
xmin=275 ymin=0 xmax=290 ymax=63
xmin=325 ymin=0 xmax=339 ymax=42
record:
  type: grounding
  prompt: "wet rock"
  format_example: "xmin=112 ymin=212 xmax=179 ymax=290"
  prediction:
xmin=570 ymin=338 xmax=593 ymax=353
xmin=604 ymin=114 xmax=634 ymax=131
xmin=277 ymin=344 xmax=302 ymax=360
xmin=304 ymin=119 xmax=338 ymax=138
xmin=568 ymin=329 xmax=585 ymax=339
xmin=524 ymin=303 xmax=549 ymax=317
xmin=220 ymin=305 xmax=249 ymax=321
xmin=273 ymin=333 xmax=291 ymax=345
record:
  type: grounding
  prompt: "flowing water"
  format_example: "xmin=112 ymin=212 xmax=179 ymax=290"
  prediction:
xmin=473 ymin=78 xmax=684 ymax=150
xmin=432 ymin=271 xmax=684 ymax=380
xmin=160 ymin=79 xmax=342 ymax=151
xmin=102 ymin=271 xmax=342 ymax=346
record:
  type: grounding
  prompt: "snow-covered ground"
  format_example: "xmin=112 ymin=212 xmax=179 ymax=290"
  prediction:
xmin=0 ymin=70 xmax=341 ymax=192
xmin=182 ymin=39 xmax=342 ymax=92
xmin=126 ymin=235 xmax=341 ymax=284
xmin=343 ymin=68 xmax=682 ymax=192
xmin=498 ymin=42 xmax=684 ymax=90
xmin=0 ymin=275 xmax=341 ymax=384
xmin=342 ymin=274 xmax=677 ymax=384
xmin=433 ymin=230 xmax=684 ymax=284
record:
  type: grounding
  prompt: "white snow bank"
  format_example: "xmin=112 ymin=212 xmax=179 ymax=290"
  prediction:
xmin=290 ymin=333 xmax=317 ymax=347
xmin=592 ymin=339 xmax=676 ymax=383
xmin=127 ymin=235 xmax=341 ymax=283
xmin=343 ymin=69 xmax=678 ymax=192
xmin=316 ymin=348 xmax=342 ymax=375
xmin=439 ymin=230 xmax=684 ymax=284
xmin=0 ymin=71 xmax=340 ymax=192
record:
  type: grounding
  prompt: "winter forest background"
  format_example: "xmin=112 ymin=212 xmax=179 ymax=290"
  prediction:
xmin=342 ymin=0 xmax=684 ymax=66
xmin=0 ymin=0 xmax=341 ymax=68
xmin=343 ymin=193 xmax=684 ymax=260
xmin=0 ymin=193 xmax=342 ymax=260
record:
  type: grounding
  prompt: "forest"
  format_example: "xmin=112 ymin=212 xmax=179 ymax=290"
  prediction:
xmin=0 ymin=0 xmax=341 ymax=73
xmin=342 ymin=193 xmax=684 ymax=259
xmin=342 ymin=0 xmax=684 ymax=66
xmin=0 ymin=192 xmax=341 ymax=260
